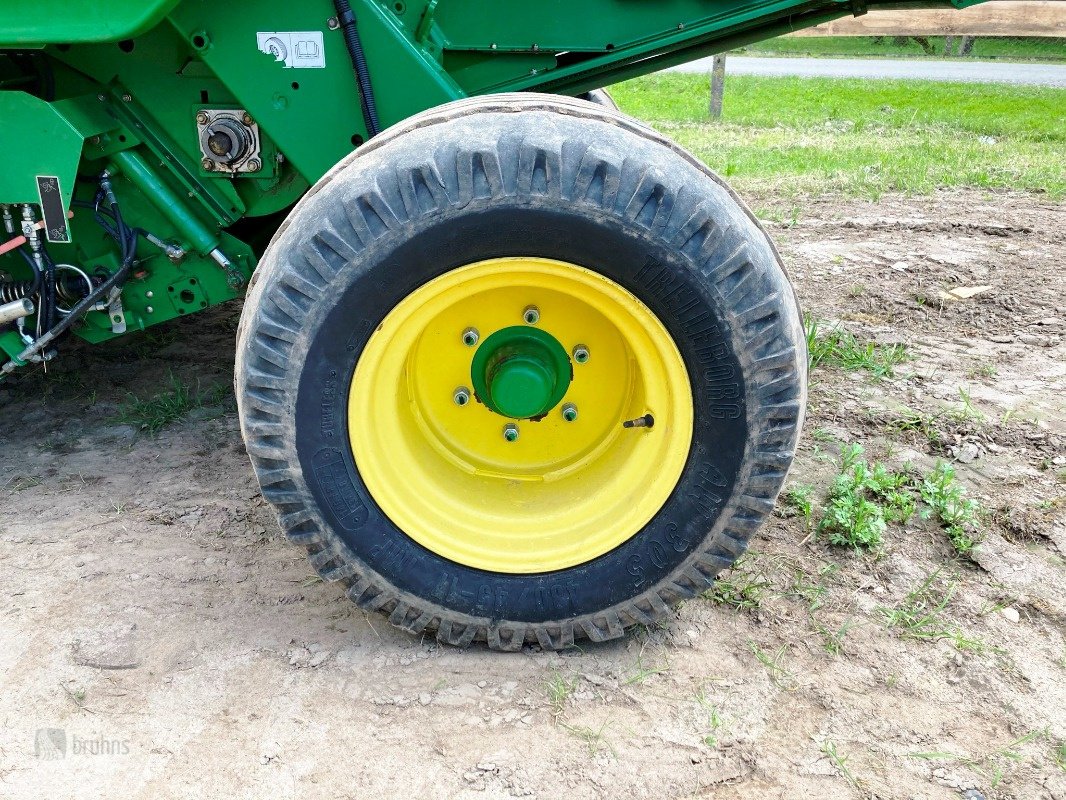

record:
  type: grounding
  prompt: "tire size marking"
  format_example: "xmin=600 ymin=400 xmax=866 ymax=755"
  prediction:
xmin=516 ymin=583 xmax=577 ymax=617
xmin=634 ymin=258 xmax=743 ymax=419
xmin=320 ymin=369 xmax=338 ymax=439
xmin=370 ymin=537 xmax=424 ymax=578
xmin=626 ymin=522 xmax=693 ymax=587
xmin=634 ymin=258 xmax=716 ymax=341
xmin=686 ymin=462 xmax=728 ymax=520
xmin=430 ymin=575 xmax=478 ymax=609
xmin=431 ymin=576 xmax=577 ymax=618
xmin=311 ymin=448 xmax=369 ymax=530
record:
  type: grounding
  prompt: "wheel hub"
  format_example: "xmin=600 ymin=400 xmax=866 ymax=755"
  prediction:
xmin=472 ymin=326 xmax=571 ymax=419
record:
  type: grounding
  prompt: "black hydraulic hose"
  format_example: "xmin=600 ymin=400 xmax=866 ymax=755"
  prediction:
xmin=332 ymin=0 xmax=381 ymax=137
xmin=42 ymin=252 xmax=56 ymax=331
xmin=71 ymin=200 xmax=141 ymax=252
xmin=14 ymin=246 xmax=43 ymax=296
xmin=1 ymin=258 xmax=132 ymax=374
xmin=1 ymin=177 xmax=137 ymax=373
xmin=0 ymin=247 xmax=42 ymax=303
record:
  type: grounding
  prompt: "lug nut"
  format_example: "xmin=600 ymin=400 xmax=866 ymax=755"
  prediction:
xmin=503 ymin=423 xmax=519 ymax=442
xmin=523 ymin=305 xmax=540 ymax=325
xmin=462 ymin=327 xmax=479 ymax=346
xmin=241 ymin=111 xmax=255 ymax=126
xmin=195 ymin=110 xmax=210 ymax=125
xmin=453 ymin=387 xmax=470 ymax=406
xmin=246 ymin=158 xmax=262 ymax=172
xmin=561 ymin=403 xmax=578 ymax=422
xmin=572 ymin=344 xmax=590 ymax=363
xmin=201 ymin=158 xmax=215 ymax=172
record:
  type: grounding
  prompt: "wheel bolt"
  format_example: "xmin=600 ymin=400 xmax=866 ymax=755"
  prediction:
xmin=561 ymin=403 xmax=578 ymax=422
xmin=462 ymin=327 xmax=479 ymax=346
xmin=453 ymin=387 xmax=470 ymax=406
xmin=523 ymin=305 xmax=540 ymax=325
xmin=503 ymin=423 xmax=519 ymax=442
xmin=572 ymin=344 xmax=590 ymax=363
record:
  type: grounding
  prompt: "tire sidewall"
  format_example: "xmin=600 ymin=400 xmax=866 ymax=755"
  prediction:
xmin=238 ymin=98 xmax=805 ymax=638
xmin=295 ymin=209 xmax=746 ymax=624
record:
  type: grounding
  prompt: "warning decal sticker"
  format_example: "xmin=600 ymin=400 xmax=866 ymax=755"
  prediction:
xmin=256 ymin=31 xmax=326 ymax=69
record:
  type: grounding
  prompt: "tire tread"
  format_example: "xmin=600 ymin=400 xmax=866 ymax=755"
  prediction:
xmin=235 ymin=93 xmax=806 ymax=650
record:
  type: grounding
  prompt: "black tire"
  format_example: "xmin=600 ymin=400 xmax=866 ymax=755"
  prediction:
xmin=235 ymin=94 xmax=805 ymax=650
xmin=577 ymin=88 xmax=619 ymax=111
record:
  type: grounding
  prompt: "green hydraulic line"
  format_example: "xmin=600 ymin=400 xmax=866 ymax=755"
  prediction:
xmin=107 ymin=148 xmax=232 ymax=271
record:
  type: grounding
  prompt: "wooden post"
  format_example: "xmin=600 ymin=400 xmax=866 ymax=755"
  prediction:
xmin=791 ymin=1 xmax=1066 ymax=37
xmin=709 ymin=54 xmax=726 ymax=121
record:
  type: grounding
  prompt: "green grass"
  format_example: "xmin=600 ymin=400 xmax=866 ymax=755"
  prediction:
xmin=558 ymin=721 xmax=615 ymax=756
xmin=117 ymin=373 xmax=198 ymax=435
xmin=817 ymin=444 xmax=911 ymax=550
xmin=815 ymin=444 xmax=983 ymax=555
xmin=705 ymin=554 xmax=770 ymax=610
xmin=693 ymin=687 xmax=729 ymax=747
xmin=806 ymin=316 xmax=909 ymax=379
xmin=880 ymin=571 xmax=986 ymax=651
xmin=884 ymin=406 xmax=945 ymax=448
xmin=611 ymin=74 xmax=1066 ymax=198
xmin=545 ymin=671 xmax=576 ymax=717
xmin=815 ymin=619 xmax=853 ymax=656
xmin=781 ymin=484 xmax=815 ymax=532
xmin=117 ymin=373 xmax=231 ymax=435
xmin=749 ymin=641 xmax=797 ymax=689
xmin=738 ymin=35 xmax=1066 ymax=63
xmin=821 ymin=740 xmax=862 ymax=790
xmin=919 ymin=462 xmax=982 ymax=555
xmin=907 ymin=728 xmax=1051 ymax=787
xmin=624 ymin=649 xmax=670 ymax=685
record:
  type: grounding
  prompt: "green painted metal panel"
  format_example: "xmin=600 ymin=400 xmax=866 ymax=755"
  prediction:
xmin=0 ymin=92 xmax=114 ymax=205
xmin=0 ymin=0 xmax=179 ymax=47
xmin=432 ymin=0 xmax=845 ymax=50
xmin=0 ymin=0 xmax=991 ymax=361
xmin=166 ymin=0 xmax=465 ymax=180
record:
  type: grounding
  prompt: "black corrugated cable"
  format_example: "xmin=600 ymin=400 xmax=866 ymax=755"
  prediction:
xmin=332 ymin=0 xmax=382 ymax=137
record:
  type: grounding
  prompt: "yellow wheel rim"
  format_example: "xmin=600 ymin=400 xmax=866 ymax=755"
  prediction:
xmin=348 ymin=257 xmax=693 ymax=573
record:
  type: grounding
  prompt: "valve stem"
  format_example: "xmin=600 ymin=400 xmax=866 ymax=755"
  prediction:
xmin=622 ymin=414 xmax=655 ymax=429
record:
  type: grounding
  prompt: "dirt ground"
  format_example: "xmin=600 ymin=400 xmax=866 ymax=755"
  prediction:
xmin=1 ymin=188 xmax=1063 ymax=800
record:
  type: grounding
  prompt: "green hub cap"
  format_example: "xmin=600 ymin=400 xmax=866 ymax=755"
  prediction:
xmin=471 ymin=326 xmax=572 ymax=419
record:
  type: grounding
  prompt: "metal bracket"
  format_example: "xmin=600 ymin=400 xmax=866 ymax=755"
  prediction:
xmin=104 ymin=89 xmax=245 ymax=227
xmin=166 ymin=275 xmax=209 ymax=316
xmin=106 ymin=288 xmax=126 ymax=334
